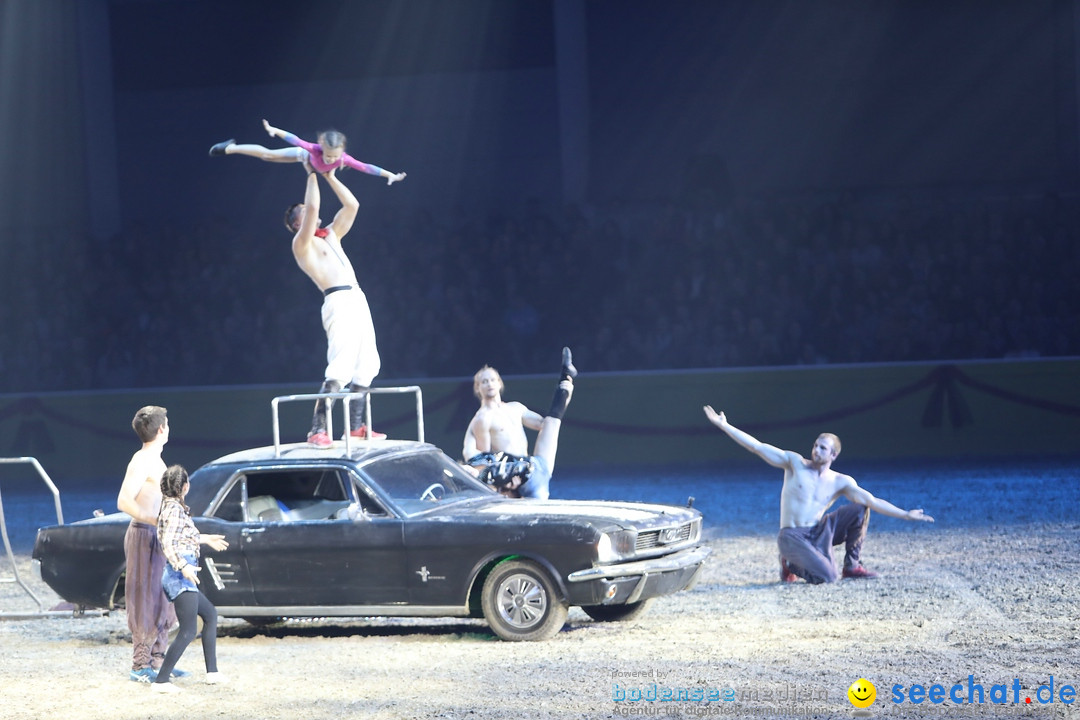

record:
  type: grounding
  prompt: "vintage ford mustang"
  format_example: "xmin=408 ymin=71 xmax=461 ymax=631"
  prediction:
xmin=33 ymin=440 xmax=710 ymax=641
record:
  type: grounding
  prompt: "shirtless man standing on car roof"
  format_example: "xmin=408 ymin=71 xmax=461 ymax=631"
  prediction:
xmin=285 ymin=169 xmax=384 ymax=447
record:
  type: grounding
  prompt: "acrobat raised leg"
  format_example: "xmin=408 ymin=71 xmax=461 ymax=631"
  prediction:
xmin=521 ymin=348 xmax=576 ymax=499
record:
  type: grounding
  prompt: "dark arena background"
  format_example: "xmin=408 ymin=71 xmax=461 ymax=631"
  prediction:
xmin=1 ymin=2 xmax=1079 ymax=719
xmin=2 ymin=0 xmax=1079 ymax=392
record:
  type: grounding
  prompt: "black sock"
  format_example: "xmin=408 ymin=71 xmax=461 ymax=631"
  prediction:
xmin=548 ymin=386 xmax=570 ymax=420
xmin=310 ymin=379 xmax=341 ymax=435
xmin=346 ymin=383 xmax=368 ymax=428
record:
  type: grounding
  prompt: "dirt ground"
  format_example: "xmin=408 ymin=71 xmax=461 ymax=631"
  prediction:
xmin=2 ymin=521 xmax=1078 ymax=720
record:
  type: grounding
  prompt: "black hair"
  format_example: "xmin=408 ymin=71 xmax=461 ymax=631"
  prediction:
xmin=132 ymin=406 xmax=167 ymax=443
xmin=160 ymin=464 xmax=190 ymax=514
xmin=284 ymin=203 xmax=303 ymax=232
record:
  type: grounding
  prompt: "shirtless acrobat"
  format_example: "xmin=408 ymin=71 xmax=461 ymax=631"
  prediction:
xmin=703 ymin=406 xmax=934 ymax=583
xmin=116 ymin=405 xmax=176 ymax=681
xmin=463 ymin=349 xmax=577 ymax=499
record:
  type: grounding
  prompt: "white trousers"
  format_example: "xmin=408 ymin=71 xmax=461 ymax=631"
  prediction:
xmin=322 ymin=287 xmax=380 ymax=387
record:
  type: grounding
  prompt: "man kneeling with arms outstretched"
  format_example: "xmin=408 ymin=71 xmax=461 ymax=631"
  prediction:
xmin=704 ymin=406 xmax=934 ymax=583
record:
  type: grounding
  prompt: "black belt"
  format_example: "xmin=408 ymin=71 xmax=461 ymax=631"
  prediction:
xmin=323 ymin=285 xmax=354 ymax=297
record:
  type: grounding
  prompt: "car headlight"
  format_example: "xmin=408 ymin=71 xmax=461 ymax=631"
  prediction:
xmin=596 ymin=530 xmax=635 ymax=563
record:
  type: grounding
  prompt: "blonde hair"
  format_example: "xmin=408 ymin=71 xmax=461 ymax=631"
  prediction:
xmin=818 ymin=432 xmax=841 ymax=457
xmin=473 ymin=365 xmax=503 ymax=399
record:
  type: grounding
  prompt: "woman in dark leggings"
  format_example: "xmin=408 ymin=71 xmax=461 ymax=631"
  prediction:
xmin=152 ymin=465 xmax=229 ymax=693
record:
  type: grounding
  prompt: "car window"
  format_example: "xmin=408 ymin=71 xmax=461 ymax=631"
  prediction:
xmin=346 ymin=472 xmax=390 ymax=518
xmin=243 ymin=469 xmax=354 ymax=522
xmin=360 ymin=451 xmax=492 ymax=515
xmin=210 ymin=479 xmax=245 ymax=522
xmin=205 ymin=467 xmax=393 ymax=522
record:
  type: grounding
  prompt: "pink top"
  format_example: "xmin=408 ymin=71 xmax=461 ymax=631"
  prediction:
xmin=282 ymin=132 xmax=387 ymax=177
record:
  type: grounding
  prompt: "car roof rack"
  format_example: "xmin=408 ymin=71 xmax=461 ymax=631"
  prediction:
xmin=270 ymin=386 xmax=425 ymax=458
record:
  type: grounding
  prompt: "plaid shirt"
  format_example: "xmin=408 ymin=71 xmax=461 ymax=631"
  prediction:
xmin=157 ymin=496 xmax=200 ymax=572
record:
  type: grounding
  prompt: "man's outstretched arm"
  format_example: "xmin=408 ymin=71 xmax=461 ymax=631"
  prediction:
xmin=292 ymin=172 xmax=321 ymax=254
xmin=842 ymin=482 xmax=935 ymax=522
xmin=703 ymin=406 xmax=793 ymax=469
xmin=322 ymin=168 xmax=359 ymax=238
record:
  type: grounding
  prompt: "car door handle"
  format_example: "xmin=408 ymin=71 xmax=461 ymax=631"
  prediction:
xmin=241 ymin=527 xmax=265 ymax=536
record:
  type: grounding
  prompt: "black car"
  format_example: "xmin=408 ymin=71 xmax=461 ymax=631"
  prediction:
xmin=33 ymin=439 xmax=710 ymax=641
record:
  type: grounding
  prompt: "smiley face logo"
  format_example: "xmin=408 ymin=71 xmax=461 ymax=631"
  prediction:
xmin=847 ymin=678 xmax=876 ymax=709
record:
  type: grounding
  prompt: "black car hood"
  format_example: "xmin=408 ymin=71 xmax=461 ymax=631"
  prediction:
xmin=421 ymin=498 xmax=699 ymax=532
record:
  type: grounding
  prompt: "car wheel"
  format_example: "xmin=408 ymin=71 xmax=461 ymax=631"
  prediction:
xmin=581 ymin=598 xmax=654 ymax=623
xmin=481 ymin=559 xmax=568 ymax=642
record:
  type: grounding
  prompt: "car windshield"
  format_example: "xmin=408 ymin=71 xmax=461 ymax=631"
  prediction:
xmin=361 ymin=450 xmax=493 ymax=516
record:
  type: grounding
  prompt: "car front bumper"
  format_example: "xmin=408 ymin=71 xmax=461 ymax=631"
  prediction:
xmin=565 ymin=545 xmax=712 ymax=606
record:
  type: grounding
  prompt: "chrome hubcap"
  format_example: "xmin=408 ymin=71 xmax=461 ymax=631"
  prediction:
xmin=496 ymin=572 xmax=547 ymax=628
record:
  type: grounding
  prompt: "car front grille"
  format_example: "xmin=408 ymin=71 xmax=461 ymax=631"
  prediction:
xmin=635 ymin=521 xmax=696 ymax=551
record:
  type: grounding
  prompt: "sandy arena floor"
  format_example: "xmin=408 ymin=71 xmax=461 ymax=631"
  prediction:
xmin=3 ymin=520 xmax=1078 ymax=720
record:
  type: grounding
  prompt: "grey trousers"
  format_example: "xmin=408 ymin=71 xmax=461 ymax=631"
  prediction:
xmin=777 ymin=504 xmax=869 ymax=584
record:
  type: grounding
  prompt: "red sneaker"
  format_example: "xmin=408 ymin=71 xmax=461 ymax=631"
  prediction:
xmin=349 ymin=425 xmax=387 ymax=440
xmin=780 ymin=558 xmax=798 ymax=583
xmin=307 ymin=431 xmax=333 ymax=449
xmin=842 ymin=565 xmax=880 ymax=580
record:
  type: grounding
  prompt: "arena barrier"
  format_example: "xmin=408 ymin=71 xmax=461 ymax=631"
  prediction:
xmin=0 ymin=358 xmax=1077 ymax=483
xmin=0 ymin=457 xmax=102 ymax=619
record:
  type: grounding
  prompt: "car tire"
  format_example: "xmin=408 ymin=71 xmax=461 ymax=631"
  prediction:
xmin=581 ymin=598 xmax=654 ymax=623
xmin=481 ymin=559 xmax=568 ymax=642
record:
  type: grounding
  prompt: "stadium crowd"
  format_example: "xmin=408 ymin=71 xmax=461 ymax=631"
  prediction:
xmin=1 ymin=189 xmax=1076 ymax=394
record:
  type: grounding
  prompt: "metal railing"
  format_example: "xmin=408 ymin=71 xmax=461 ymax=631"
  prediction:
xmin=270 ymin=385 xmax=425 ymax=457
xmin=0 ymin=457 xmax=80 ymax=619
